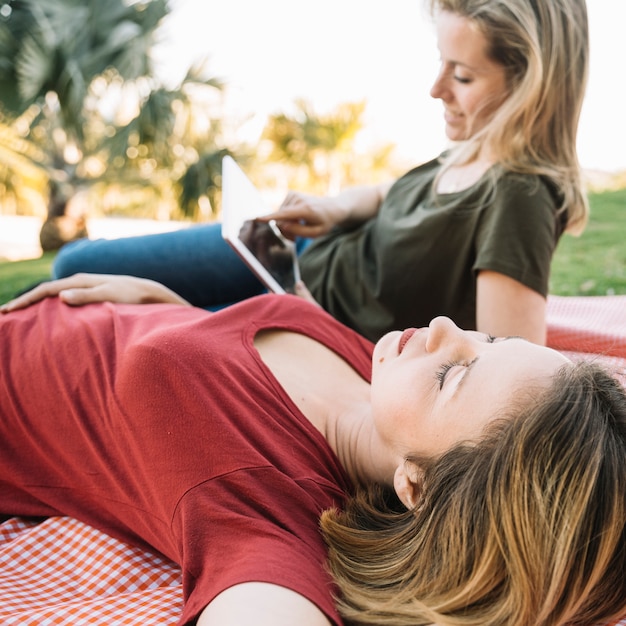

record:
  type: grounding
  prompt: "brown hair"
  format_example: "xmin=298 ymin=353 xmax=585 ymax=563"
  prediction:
xmin=429 ymin=0 xmax=590 ymax=234
xmin=321 ymin=361 xmax=626 ymax=625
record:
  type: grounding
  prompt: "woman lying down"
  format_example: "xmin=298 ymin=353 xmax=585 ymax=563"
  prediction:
xmin=1 ymin=273 xmax=625 ymax=626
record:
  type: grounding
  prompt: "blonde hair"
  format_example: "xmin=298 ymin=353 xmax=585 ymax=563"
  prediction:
xmin=429 ymin=0 xmax=589 ymax=234
xmin=321 ymin=362 xmax=626 ymax=626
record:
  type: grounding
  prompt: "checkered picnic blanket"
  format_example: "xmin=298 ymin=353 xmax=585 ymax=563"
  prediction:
xmin=1 ymin=295 xmax=625 ymax=625
xmin=547 ymin=295 xmax=626 ymax=383
xmin=0 ymin=516 xmax=183 ymax=624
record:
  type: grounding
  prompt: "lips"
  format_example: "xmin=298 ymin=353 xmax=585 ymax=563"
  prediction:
xmin=444 ymin=110 xmax=462 ymax=124
xmin=398 ymin=328 xmax=418 ymax=354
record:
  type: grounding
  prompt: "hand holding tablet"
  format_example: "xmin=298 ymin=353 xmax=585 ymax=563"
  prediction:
xmin=221 ymin=156 xmax=301 ymax=294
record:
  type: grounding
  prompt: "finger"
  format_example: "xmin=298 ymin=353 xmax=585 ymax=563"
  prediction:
xmin=279 ymin=222 xmax=327 ymax=239
xmin=0 ymin=281 xmax=66 ymax=313
xmin=0 ymin=274 xmax=104 ymax=312
xmin=61 ymin=280 xmax=131 ymax=305
xmin=261 ymin=207 xmax=307 ymax=222
xmin=279 ymin=191 xmax=303 ymax=209
xmin=57 ymin=288 xmax=100 ymax=306
xmin=256 ymin=212 xmax=279 ymax=222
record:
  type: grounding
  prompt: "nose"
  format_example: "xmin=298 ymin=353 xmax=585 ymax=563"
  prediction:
xmin=425 ymin=316 xmax=468 ymax=353
xmin=430 ymin=65 xmax=449 ymax=101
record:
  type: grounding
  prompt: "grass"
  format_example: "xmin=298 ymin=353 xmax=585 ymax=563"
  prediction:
xmin=0 ymin=252 xmax=56 ymax=303
xmin=0 ymin=187 xmax=624 ymax=304
xmin=549 ymin=187 xmax=626 ymax=296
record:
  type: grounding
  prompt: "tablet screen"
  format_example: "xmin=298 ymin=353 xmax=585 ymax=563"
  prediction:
xmin=237 ymin=219 xmax=300 ymax=294
xmin=222 ymin=155 xmax=301 ymax=294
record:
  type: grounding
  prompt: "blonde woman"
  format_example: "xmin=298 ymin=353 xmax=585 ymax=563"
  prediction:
xmin=1 ymin=274 xmax=625 ymax=626
xmin=48 ymin=0 xmax=589 ymax=345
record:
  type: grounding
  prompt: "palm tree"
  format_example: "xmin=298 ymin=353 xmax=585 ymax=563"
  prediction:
xmin=99 ymin=63 xmax=228 ymax=222
xmin=0 ymin=118 xmax=48 ymax=214
xmin=0 ymin=0 xmax=226 ymax=249
xmin=262 ymin=99 xmax=367 ymax=194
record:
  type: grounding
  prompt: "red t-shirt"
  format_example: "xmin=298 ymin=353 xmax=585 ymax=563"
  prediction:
xmin=0 ymin=294 xmax=373 ymax=625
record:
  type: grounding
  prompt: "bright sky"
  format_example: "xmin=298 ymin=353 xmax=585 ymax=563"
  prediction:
xmin=154 ymin=0 xmax=626 ymax=173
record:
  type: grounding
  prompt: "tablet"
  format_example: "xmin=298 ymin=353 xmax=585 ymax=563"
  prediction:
xmin=221 ymin=156 xmax=301 ymax=294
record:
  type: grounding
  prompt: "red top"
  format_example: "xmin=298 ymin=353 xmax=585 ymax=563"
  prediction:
xmin=0 ymin=294 xmax=373 ymax=625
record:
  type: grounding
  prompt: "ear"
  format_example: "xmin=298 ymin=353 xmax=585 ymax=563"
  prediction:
xmin=393 ymin=462 xmax=423 ymax=510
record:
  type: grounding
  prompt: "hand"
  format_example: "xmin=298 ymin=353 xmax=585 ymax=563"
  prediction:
xmin=261 ymin=191 xmax=349 ymax=240
xmin=0 ymin=273 xmax=191 ymax=313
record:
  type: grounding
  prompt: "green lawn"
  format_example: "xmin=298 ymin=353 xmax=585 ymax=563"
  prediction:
xmin=0 ymin=252 xmax=56 ymax=303
xmin=0 ymin=187 xmax=625 ymax=304
xmin=549 ymin=187 xmax=626 ymax=296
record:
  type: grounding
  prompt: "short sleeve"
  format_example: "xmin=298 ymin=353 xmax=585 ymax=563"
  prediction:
xmin=175 ymin=468 xmax=345 ymax=626
xmin=473 ymin=175 xmax=560 ymax=296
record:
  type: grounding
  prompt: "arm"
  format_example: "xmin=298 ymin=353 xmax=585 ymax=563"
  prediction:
xmin=476 ymin=270 xmax=547 ymax=345
xmin=197 ymin=582 xmax=332 ymax=626
xmin=0 ymin=273 xmax=192 ymax=313
xmin=263 ymin=181 xmax=394 ymax=240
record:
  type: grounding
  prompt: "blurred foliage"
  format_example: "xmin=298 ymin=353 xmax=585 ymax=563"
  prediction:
xmin=0 ymin=119 xmax=48 ymax=214
xmin=0 ymin=0 xmax=230 ymax=227
xmin=0 ymin=1 xmax=402 ymax=229
xmin=261 ymin=99 xmax=400 ymax=195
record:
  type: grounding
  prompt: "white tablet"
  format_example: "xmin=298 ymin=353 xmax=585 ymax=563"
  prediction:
xmin=221 ymin=156 xmax=301 ymax=294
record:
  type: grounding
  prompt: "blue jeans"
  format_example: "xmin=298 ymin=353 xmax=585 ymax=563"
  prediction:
xmin=52 ymin=223 xmax=266 ymax=309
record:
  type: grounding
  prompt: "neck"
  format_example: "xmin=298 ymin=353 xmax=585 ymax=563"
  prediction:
xmin=437 ymin=156 xmax=494 ymax=194
xmin=253 ymin=328 xmax=399 ymax=487
xmin=324 ymin=403 xmax=398 ymax=489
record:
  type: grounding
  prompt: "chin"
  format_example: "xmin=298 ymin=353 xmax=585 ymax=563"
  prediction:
xmin=445 ymin=126 xmax=469 ymax=142
xmin=373 ymin=331 xmax=401 ymax=362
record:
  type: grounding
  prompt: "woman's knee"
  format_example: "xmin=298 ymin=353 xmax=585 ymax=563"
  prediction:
xmin=52 ymin=239 xmax=96 ymax=279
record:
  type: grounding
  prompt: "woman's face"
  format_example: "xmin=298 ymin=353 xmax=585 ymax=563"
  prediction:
xmin=371 ymin=317 xmax=570 ymax=458
xmin=430 ymin=10 xmax=509 ymax=141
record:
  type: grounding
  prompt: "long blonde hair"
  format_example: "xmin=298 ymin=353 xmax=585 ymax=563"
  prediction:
xmin=321 ymin=362 xmax=626 ymax=626
xmin=430 ymin=0 xmax=589 ymax=234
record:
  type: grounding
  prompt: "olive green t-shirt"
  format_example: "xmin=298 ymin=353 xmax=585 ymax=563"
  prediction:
xmin=300 ymin=158 xmax=563 ymax=342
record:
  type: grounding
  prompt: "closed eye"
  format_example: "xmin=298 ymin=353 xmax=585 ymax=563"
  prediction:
xmin=435 ymin=360 xmax=463 ymax=389
xmin=436 ymin=334 xmax=495 ymax=388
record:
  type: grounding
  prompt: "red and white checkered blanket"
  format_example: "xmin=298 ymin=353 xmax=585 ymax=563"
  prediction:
xmin=547 ymin=295 xmax=626 ymax=385
xmin=1 ymin=295 xmax=625 ymax=625
xmin=0 ymin=517 xmax=183 ymax=624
